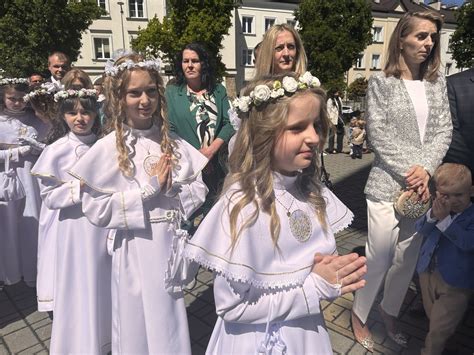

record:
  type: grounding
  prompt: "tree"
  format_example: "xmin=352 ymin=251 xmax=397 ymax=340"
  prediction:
xmin=132 ymin=0 xmax=237 ymax=79
xmin=347 ymin=77 xmax=368 ymax=101
xmin=295 ymin=0 xmax=373 ymax=91
xmin=0 ymin=0 xmax=104 ymax=77
xmin=449 ymin=1 xmax=474 ymax=69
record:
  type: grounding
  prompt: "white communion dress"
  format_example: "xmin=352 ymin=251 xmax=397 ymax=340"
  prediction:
xmin=31 ymin=131 xmax=112 ymax=354
xmin=183 ymin=173 xmax=354 ymax=355
xmin=69 ymin=124 xmax=208 ymax=355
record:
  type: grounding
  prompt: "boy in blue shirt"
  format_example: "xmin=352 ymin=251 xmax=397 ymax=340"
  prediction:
xmin=416 ymin=163 xmax=474 ymax=355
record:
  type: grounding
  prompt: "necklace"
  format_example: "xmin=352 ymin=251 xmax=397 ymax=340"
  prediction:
xmin=275 ymin=192 xmax=312 ymax=243
xmin=138 ymin=137 xmax=160 ymax=176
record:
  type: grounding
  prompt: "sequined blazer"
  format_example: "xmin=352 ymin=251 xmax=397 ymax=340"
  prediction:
xmin=364 ymin=72 xmax=452 ymax=202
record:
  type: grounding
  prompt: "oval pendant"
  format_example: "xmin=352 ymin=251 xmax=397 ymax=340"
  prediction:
xmin=289 ymin=209 xmax=312 ymax=242
xmin=143 ymin=155 xmax=161 ymax=176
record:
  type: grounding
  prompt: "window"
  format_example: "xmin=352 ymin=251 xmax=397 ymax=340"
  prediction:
xmin=355 ymin=54 xmax=365 ymax=69
xmin=264 ymin=17 xmax=276 ymax=32
xmin=129 ymin=0 xmax=144 ymax=18
xmin=93 ymin=37 xmax=111 ymax=60
xmin=97 ymin=0 xmax=108 ymax=12
xmin=372 ymin=27 xmax=383 ymax=43
xmin=371 ymin=54 xmax=381 ymax=69
xmin=445 ymin=63 xmax=452 ymax=76
xmin=286 ymin=19 xmax=296 ymax=27
xmin=242 ymin=49 xmax=253 ymax=66
xmin=242 ymin=16 xmax=254 ymax=34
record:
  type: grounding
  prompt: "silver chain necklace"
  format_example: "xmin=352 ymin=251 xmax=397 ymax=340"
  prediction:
xmin=275 ymin=192 xmax=312 ymax=243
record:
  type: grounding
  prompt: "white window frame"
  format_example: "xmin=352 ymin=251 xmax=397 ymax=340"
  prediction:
xmin=286 ymin=18 xmax=296 ymax=27
xmin=355 ymin=53 xmax=365 ymax=69
xmin=128 ymin=32 xmax=138 ymax=46
xmin=242 ymin=15 xmax=255 ymax=35
xmin=128 ymin=0 xmax=146 ymax=18
xmin=372 ymin=26 xmax=383 ymax=43
xmin=97 ymin=0 xmax=108 ymax=13
xmin=371 ymin=54 xmax=381 ymax=69
xmin=92 ymin=35 xmax=112 ymax=60
xmin=264 ymin=17 xmax=276 ymax=32
xmin=242 ymin=48 xmax=254 ymax=67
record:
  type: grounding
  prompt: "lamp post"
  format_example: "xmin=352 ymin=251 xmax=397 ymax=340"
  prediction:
xmin=117 ymin=1 xmax=126 ymax=50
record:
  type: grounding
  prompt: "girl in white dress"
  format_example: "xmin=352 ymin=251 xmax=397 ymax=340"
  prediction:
xmin=69 ymin=54 xmax=208 ymax=354
xmin=0 ymin=78 xmax=44 ymax=287
xmin=183 ymin=73 xmax=367 ymax=354
xmin=31 ymin=89 xmax=112 ymax=354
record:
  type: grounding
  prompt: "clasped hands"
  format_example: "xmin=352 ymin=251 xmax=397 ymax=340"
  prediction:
xmin=404 ymin=165 xmax=430 ymax=203
xmin=312 ymin=253 xmax=367 ymax=295
xmin=149 ymin=153 xmax=173 ymax=192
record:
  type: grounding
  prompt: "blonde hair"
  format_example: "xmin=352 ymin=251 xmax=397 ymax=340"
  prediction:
xmin=254 ymin=24 xmax=307 ymax=79
xmin=384 ymin=11 xmax=443 ymax=81
xmin=102 ymin=53 xmax=174 ymax=178
xmin=225 ymin=73 xmax=329 ymax=251
xmin=61 ymin=68 xmax=93 ymax=89
xmin=434 ymin=163 xmax=472 ymax=189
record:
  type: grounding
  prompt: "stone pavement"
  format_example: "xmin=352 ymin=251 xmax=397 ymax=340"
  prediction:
xmin=1 ymin=152 xmax=473 ymax=354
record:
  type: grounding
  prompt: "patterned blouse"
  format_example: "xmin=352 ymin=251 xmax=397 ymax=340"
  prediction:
xmin=187 ymin=88 xmax=218 ymax=148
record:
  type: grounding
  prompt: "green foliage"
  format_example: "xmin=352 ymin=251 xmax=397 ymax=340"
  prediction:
xmin=0 ymin=0 xmax=104 ymax=77
xmin=132 ymin=0 xmax=237 ymax=79
xmin=449 ymin=1 xmax=474 ymax=68
xmin=347 ymin=77 xmax=368 ymax=101
xmin=295 ymin=0 xmax=373 ymax=92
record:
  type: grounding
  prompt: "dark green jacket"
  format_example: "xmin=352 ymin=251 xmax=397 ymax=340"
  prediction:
xmin=165 ymin=83 xmax=234 ymax=150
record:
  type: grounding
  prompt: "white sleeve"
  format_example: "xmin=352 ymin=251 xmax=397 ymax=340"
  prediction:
xmin=214 ymin=273 xmax=340 ymax=324
xmin=39 ymin=178 xmax=81 ymax=210
xmin=167 ymin=172 xmax=208 ymax=219
xmin=81 ymin=186 xmax=146 ymax=230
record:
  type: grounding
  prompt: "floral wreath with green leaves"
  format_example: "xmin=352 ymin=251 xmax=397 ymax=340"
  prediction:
xmin=229 ymin=71 xmax=321 ymax=130
xmin=53 ymin=88 xmax=98 ymax=102
xmin=0 ymin=78 xmax=29 ymax=86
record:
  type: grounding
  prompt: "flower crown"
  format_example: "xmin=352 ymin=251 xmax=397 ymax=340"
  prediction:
xmin=23 ymin=82 xmax=63 ymax=102
xmin=0 ymin=78 xmax=29 ymax=86
xmin=104 ymin=58 xmax=162 ymax=77
xmin=54 ymin=88 xmax=97 ymax=102
xmin=229 ymin=72 xmax=321 ymax=130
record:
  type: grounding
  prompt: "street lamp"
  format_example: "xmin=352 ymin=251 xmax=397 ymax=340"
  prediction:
xmin=117 ymin=1 xmax=126 ymax=50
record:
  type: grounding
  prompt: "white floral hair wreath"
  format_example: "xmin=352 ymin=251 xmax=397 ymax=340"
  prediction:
xmin=0 ymin=78 xmax=29 ymax=86
xmin=229 ymin=71 xmax=321 ymax=130
xmin=104 ymin=58 xmax=162 ymax=77
xmin=23 ymin=82 xmax=63 ymax=102
xmin=53 ymin=88 xmax=97 ymax=102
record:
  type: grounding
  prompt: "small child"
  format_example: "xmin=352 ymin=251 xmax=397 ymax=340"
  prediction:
xmin=31 ymin=89 xmax=112 ymax=353
xmin=183 ymin=73 xmax=367 ymax=354
xmin=69 ymin=54 xmax=208 ymax=354
xmin=416 ymin=163 xmax=474 ymax=355
xmin=348 ymin=117 xmax=357 ymax=156
xmin=350 ymin=119 xmax=366 ymax=159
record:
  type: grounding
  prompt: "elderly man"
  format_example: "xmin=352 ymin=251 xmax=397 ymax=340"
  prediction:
xmin=47 ymin=51 xmax=70 ymax=84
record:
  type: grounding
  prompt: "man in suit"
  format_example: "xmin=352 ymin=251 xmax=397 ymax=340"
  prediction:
xmin=47 ymin=51 xmax=70 ymax=85
xmin=444 ymin=68 xmax=474 ymax=184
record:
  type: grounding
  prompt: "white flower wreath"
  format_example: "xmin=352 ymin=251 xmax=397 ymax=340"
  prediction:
xmin=104 ymin=58 xmax=162 ymax=77
xmin=53 ymin=88 xmax=98 ymax=102
xmin=0 ymin=78 xmax=29 ymax=86
xmin=23 ymin=82 xmax=63 ymax=102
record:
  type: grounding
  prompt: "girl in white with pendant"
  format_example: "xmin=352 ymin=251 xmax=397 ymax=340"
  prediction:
xmin=183 ymin=73 xmax=367 ymax=354
xmin=31 ymin=89 xmax=112 ymax=354
xmin=69 ymin=54 xmax=208 ymax=354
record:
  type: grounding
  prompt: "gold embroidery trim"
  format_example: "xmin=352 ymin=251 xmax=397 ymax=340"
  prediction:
xmin=301 ymin=286 xmax=310 ymax=314
xmin=120 ymin=192 xmax=129 ymax=229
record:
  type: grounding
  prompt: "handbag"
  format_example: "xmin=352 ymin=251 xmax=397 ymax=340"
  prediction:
xmin=0 ymin=149 xmax=26 ymax=202
xmin=394 ymin=189 xmax=431 ymax=219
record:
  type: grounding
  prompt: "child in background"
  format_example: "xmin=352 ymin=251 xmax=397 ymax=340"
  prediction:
xmin=348 ymin=117 xmax=357 ymax=156
xmin=184 ymin=72 xmax=367 ymax=354
xmin=31 ymin=89 xmax=111 ymax=353
xmin=350 ymin=120 xmax=366 ymax=159
xmin=69 ymin=54 xmax=208 ymax=354
xmin=0 ymin=78 xmax=44 ymax=288
xmin=416 ymin=163 xmax=474 ymax=355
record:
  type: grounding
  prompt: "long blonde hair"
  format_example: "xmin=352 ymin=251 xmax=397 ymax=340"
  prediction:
xmin=102 ymin=54 xmax=174 ymax=178
xmin=226 ymin=74 xmax=329 ymax=251
xmin=254 ymin=24 xmax=307 ymax=79
xmin=384 ymin=11 xmax=443 ymax=81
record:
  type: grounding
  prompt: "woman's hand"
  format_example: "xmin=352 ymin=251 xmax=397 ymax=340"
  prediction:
xmin=405 ymin=165 xmax=429 ymax=191
xmin=151 ymin=154 xmax=172 ymax=191
xmin=312 ymin=253 xmax=367 ymax=295
xmin=199 ymin=145 xmax=217 ymax=160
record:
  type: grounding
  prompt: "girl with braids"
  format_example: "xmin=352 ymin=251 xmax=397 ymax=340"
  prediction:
xmin=69 ymin=54 xmax=208 ymax=354
xmin=183 ymin=73 xmax=367 ymax=354
xmin=31 ymin=89 xmax=112 ymax=354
